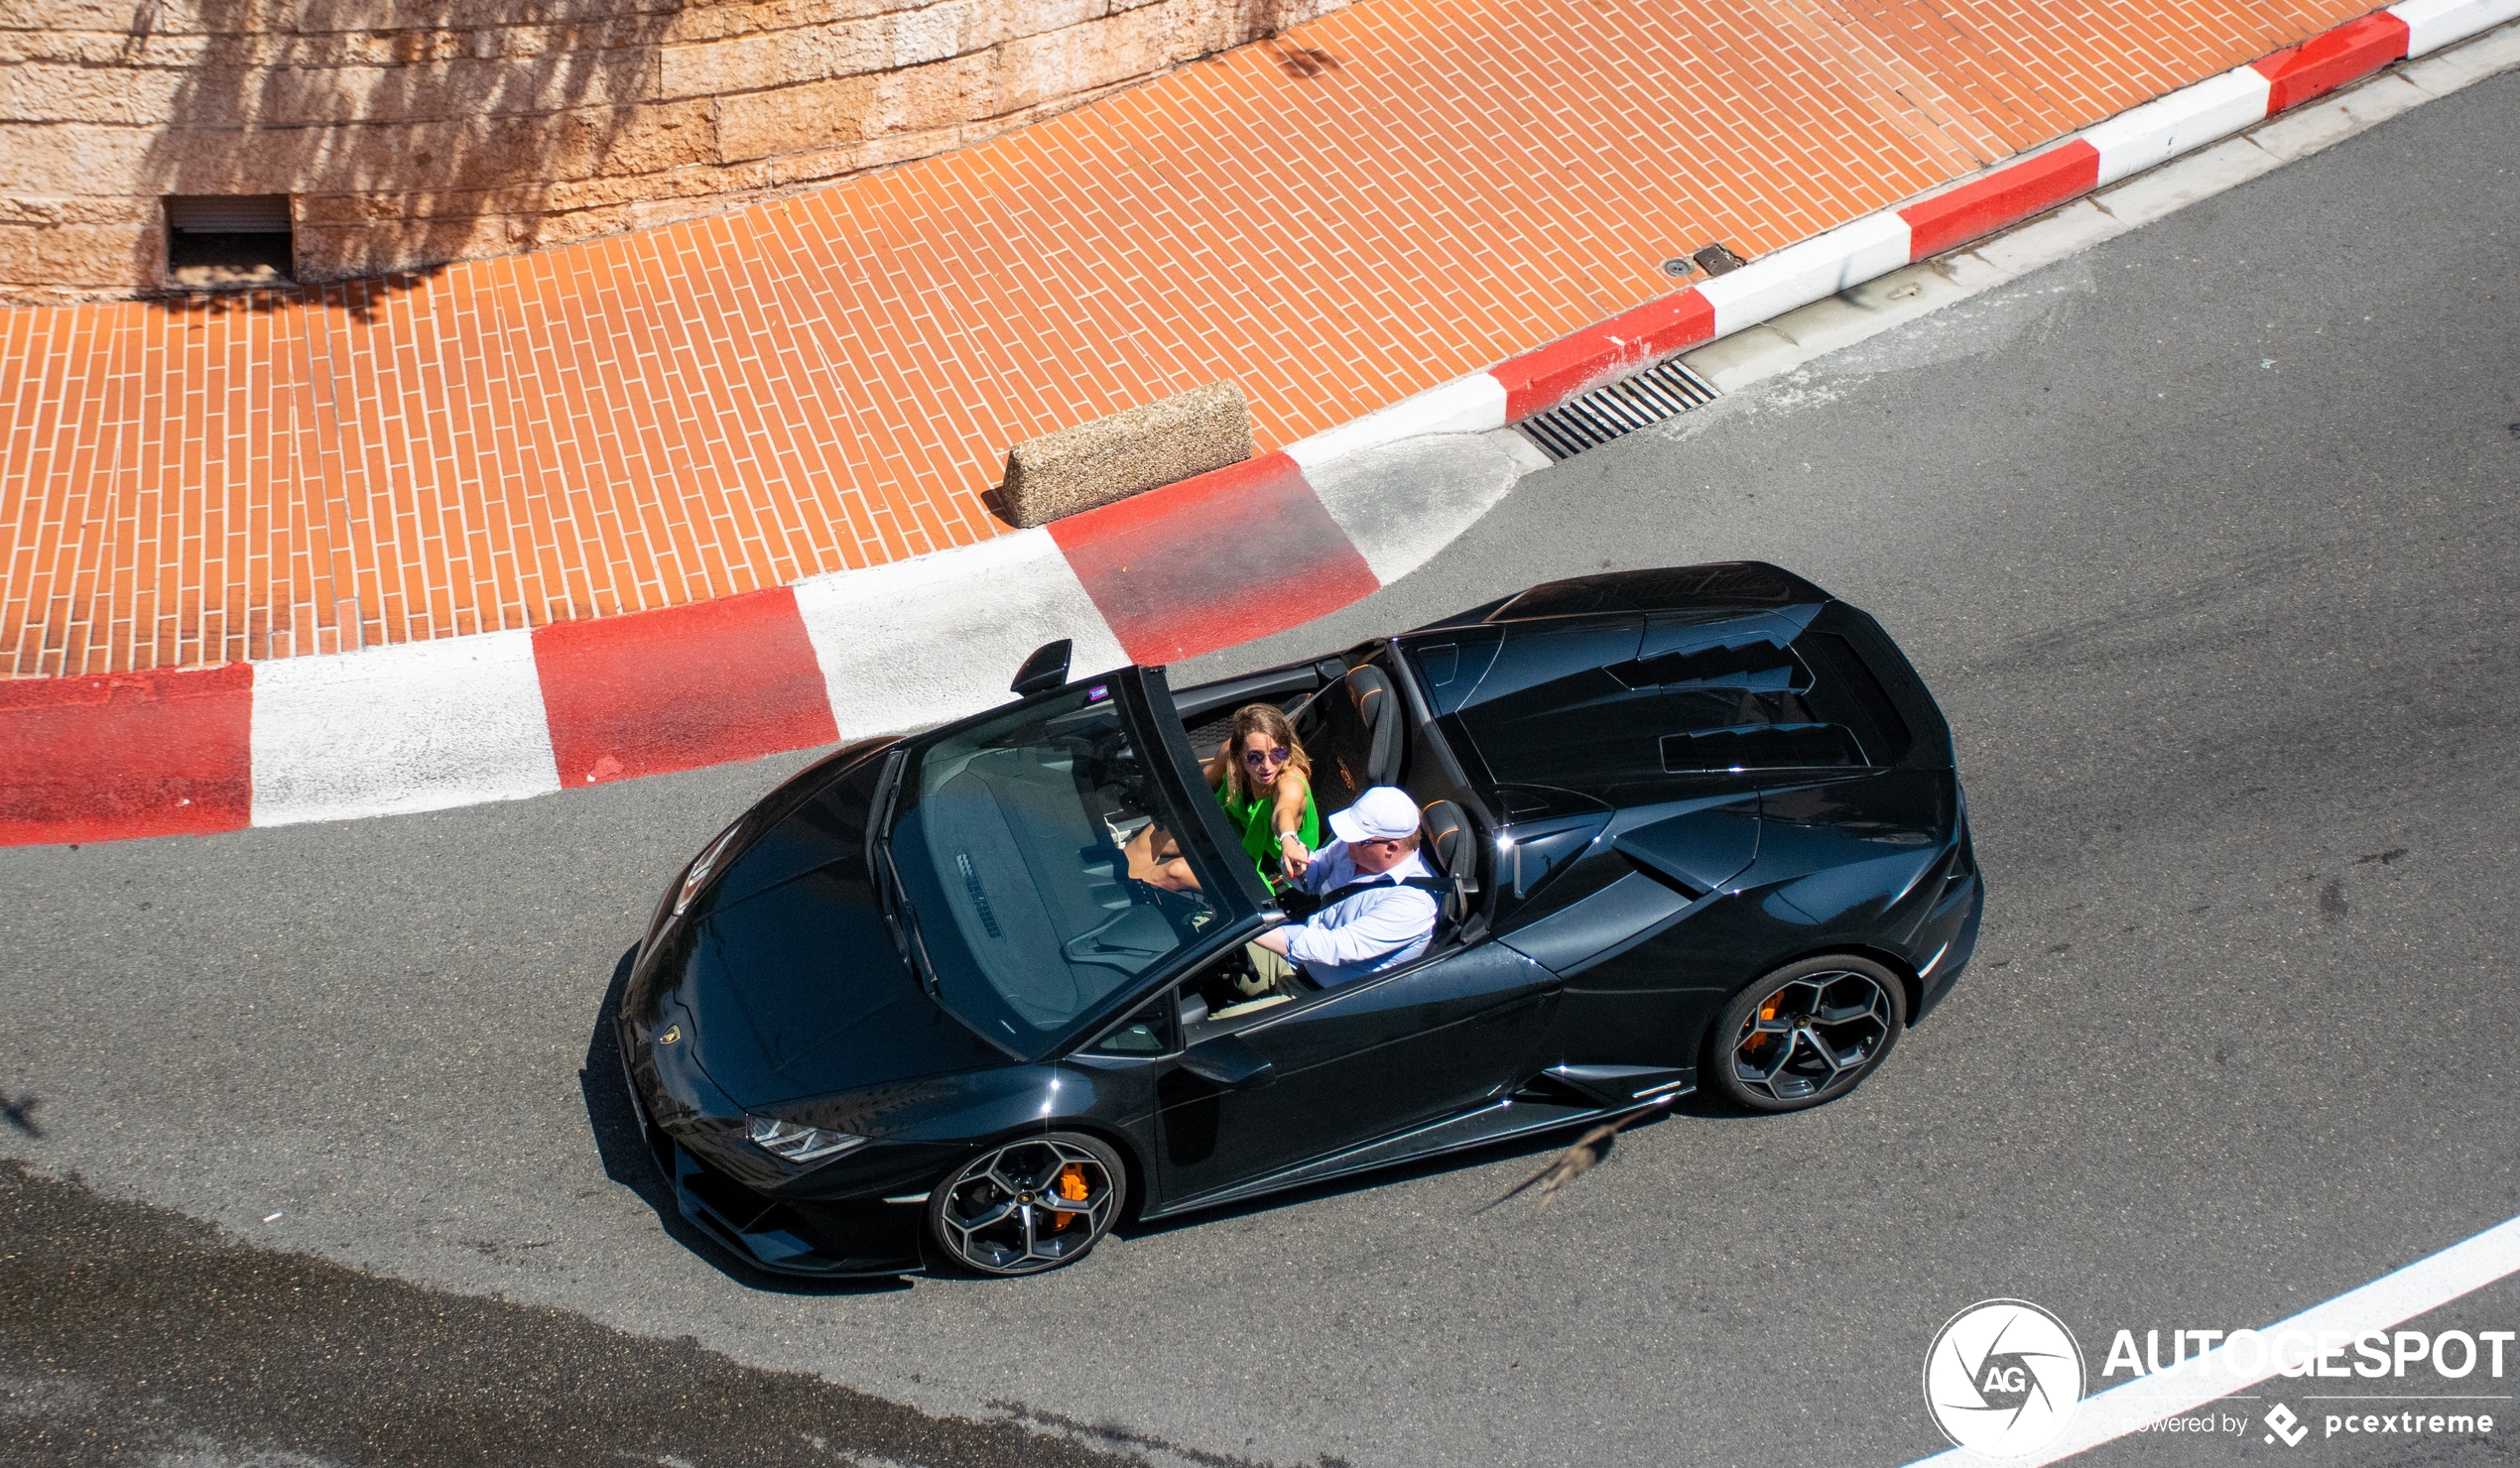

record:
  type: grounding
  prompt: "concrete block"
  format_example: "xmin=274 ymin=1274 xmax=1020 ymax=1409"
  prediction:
xmin=998 ymin=380 xmax=1255 ymax=529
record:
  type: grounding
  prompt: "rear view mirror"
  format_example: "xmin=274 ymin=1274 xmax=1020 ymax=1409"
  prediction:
xmin=1176 ymin=1033 xmax=1275 ymax=1089
xmin=1010 ymin=639 xmax=1073 ymax=696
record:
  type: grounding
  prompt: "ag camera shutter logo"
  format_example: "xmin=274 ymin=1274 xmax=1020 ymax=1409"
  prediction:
xmin=1924 ymin=1298 xmax=2087 ymax=1457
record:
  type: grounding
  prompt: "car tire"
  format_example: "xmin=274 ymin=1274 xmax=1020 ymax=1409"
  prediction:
xmin=926 ymin=1131 xmax=1128 ymax=1277
xmin=1706 ymin=955 xmax=1907 ymax=1114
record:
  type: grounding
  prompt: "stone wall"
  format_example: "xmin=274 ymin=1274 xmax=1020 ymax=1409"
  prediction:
xmin=0 ymin=0 xmax=1350 ymax=303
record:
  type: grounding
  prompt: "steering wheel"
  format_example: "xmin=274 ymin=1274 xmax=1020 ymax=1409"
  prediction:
xmin=1079 ymin=728 xmax=1143 ymax=788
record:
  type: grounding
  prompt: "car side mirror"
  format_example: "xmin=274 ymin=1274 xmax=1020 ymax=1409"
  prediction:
xmin=1176 ymin=1033 xmax=1275 ymax=1089
xmin=1010 ymin=639 xmax=1072 ymax=696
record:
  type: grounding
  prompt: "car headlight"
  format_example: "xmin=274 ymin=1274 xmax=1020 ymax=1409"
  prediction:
xmin=674 ymin=824 xmax=744 ymax=918
xmin=744 ymin=1115 xmax=868 ymax=1164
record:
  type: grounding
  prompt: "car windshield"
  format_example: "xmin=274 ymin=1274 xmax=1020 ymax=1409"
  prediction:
xmin=887 ymin=679 xmax=1241 ymax=1056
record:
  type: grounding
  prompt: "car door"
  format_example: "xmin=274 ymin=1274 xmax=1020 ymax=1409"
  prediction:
xmin=1154 ymin=941 xmax=1559 ymax=1205
xmin=1499 ymin=794 xmax=1762 ymax=1072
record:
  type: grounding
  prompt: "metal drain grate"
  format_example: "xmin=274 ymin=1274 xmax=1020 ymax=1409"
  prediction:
xmin=1516 ymin=357 xmax=1720 ymax=460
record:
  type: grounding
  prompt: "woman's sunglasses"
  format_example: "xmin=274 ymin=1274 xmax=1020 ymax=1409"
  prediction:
xmin=1241 ymin=746 xmax=1293 ymax=767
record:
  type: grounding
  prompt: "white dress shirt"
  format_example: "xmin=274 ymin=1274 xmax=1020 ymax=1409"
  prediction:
xmin=1280 ymin=840 xmax=1441 ymax=986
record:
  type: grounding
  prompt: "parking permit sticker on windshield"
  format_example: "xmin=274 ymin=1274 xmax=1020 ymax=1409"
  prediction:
xmin=1088 ymin=684 xmax=1109 ymax=701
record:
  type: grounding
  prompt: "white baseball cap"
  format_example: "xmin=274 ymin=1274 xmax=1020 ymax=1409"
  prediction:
xmin=1328 ymin=786 xmax=1421 ymax=844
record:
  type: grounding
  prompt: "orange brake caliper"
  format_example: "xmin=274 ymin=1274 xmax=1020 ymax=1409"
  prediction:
xmin=1745 ymin=998 xmax=1782 ymax=1061
xmin=1051 ymin=1162 xmax=1089 ymax=1228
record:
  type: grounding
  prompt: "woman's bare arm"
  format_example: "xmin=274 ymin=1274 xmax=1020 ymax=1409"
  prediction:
xmin=1271 ymin=769 xmax=1314 ymax=880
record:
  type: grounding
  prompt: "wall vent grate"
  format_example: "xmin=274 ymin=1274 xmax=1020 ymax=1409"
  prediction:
xmin=164 ymin=194 xmax=294 ymax=289
xmin=1515 ymin=357 xmax=1720 ymax=460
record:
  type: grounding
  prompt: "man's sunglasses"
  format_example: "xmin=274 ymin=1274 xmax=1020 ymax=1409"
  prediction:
xmin=1241 ymin=747 xmax=1293 ymax=766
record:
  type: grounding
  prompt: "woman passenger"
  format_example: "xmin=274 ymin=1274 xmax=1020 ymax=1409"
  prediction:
xmin=1123 ymin=703 xmax=1320 ymax=894
xmin=1202 ymin=702 xmax=1321 ymax=891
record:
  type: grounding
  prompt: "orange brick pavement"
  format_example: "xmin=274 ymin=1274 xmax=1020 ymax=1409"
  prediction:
xmin=0 ymin=0 xmax=2375 ymax=677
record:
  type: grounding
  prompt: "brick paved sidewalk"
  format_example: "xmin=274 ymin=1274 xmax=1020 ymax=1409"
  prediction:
xmin=0 ymin=0 xmax=2373 ymax=679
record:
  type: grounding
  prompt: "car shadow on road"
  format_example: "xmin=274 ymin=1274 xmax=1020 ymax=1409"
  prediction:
xmin=1111 ymin=1085 xmax=1759 ymax=1242
xmin=578 ymin=945 xmax=911 ymax=1297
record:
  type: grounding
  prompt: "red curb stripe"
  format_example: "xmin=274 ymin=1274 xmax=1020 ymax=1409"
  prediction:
xmin=534 ymin=587 xmax=837 ymax=788
xmin=2254 ymin=12 xmax=2412 ymax=112
xmin=0 ymin=664 xmax=254 ymax=845
xmin=1901 ymin=141 xmax=2102 ymax=261
xmin=1489 ymin=289 xmax=1717 ymax=422
xmin=1049 ymin=451 xmax=1379 ymax=666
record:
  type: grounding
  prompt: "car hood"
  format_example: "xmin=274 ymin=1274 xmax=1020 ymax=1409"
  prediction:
xmin=663 ymin=774 xmax=1003 ymax=1111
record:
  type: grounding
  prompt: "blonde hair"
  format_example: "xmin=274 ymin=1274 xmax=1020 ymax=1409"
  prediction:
xmin=1221 ymin=702 xmax=1313 ymax=803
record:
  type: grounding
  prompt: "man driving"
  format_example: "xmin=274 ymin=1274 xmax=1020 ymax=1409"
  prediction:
xmin=1247 ymin=786 xmax=1441 ymax=991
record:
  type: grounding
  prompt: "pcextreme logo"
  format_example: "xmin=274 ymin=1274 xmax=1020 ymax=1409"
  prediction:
xmin=2265 ymin=1404 xmax=2310 ymax=1446
xmin=1923 ymin=1299 xmax=2087 ymax=1457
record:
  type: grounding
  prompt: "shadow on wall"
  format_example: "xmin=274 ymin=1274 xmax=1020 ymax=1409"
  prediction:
xmin=110 ymin=0 xmax=1339 ymax=310
xmin=130 ymin=0 xmax=684 ymax=302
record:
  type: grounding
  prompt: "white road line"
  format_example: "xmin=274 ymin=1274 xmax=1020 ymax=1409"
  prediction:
xmin=1902 ymin=1211 xmax=2520 ymax=1465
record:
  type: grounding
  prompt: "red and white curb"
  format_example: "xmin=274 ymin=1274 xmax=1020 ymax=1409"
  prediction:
xmin=1338 ymin=0 xmax=2520 ymax=453
xmin=4 ymin=0 xmax=2515 ymax=848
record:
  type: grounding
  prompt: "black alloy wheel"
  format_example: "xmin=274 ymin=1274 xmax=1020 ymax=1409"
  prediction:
xmin=926 ymin=1132 xmax=1127 ymax=1277
xmin=1707 ymin=955 xmax=1907 ymax=1113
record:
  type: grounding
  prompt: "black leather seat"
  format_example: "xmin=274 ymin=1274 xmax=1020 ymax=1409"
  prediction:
xmin=1418 ymin=798 xmax=1479 ymax=925
xmin=1301 ymin=666 xmax=1405 ymax=811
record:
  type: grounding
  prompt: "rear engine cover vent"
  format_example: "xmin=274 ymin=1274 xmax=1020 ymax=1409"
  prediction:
xmin=1515 ymin=357 xmax=1719 ymax=461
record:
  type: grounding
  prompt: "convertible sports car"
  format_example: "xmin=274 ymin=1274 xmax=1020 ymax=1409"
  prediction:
xmin=616 ymin=561 xmax=1982 ymax=1278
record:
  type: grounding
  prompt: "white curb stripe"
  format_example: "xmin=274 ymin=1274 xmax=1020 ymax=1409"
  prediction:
xmin=1283 ymin=373 xmax=1509 ymax=470
xmin=1695 ymin=211 xmax=1915 ymax=337
xmin=791 ymin=530 xmax=1130 ymax=742
xmin=248 ymin=629 xmax=559 ymax=827
xmin=2393 ymin=0 xmax=2520 ymax=55
xmin=1308 ymin=428 xmax=1548 ymax=586
xmin=1902 ymin=1210 xmax=2520 ymax=1465
xmin=2086 ymin=66 xmax=2278 ymax=186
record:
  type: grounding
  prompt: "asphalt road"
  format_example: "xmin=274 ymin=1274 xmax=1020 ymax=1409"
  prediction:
xmin=4 ymin=65 xmax=2517 ymax=1468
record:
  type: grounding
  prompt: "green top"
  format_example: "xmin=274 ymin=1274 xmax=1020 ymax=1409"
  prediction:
xmin=1216 ymin=777 xmax=1322 ymax=890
